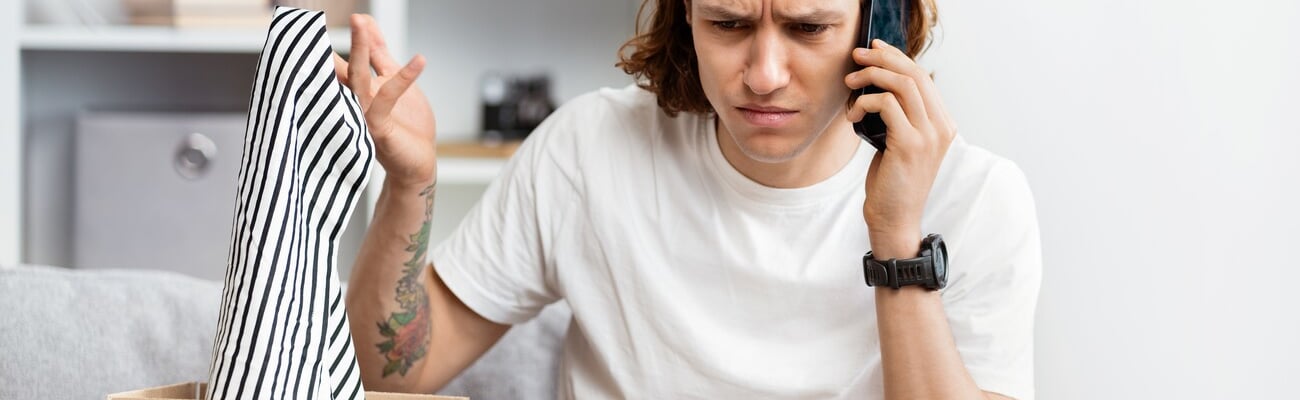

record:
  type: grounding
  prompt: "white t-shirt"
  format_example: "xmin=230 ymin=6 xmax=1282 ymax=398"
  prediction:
xmin=432 ymin=84 xmax=1042 ymax=399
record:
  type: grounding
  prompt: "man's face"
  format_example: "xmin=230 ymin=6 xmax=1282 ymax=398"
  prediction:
xmin=688 ymin=0 xmax=860 ymax=163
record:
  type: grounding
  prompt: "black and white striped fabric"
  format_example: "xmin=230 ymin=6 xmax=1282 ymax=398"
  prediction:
xmin=207 ymin=7 xmax=371 ymax=400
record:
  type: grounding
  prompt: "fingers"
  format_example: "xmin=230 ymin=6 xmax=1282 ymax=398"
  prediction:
xmin=874 ymin=40 xmax=957 ymax=142
xmin=851 ymin=39 xmax=956 ymax=142
xmin=349 ymin=14 xmax=373 ymax=104
xmin=852 ymin=40 xmax=926 ymax=78
xmin=367 ymin=55 xmax=427 ymax=120
xmin=845 ymin=66 xmax=930 ymax=129
xmin=848 ymin=92 xmax=914 ymax=150
xmin=364 ymin=15 xmax=403 ymax=76
xmin=332 ymin=52 xmax=349 ymax=85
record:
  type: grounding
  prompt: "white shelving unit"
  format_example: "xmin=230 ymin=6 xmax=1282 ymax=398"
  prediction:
xmin=1 ymin=5 xmax=20 ymax=265
xmin=20 ymin=25 xmax=353 ymax=53
xmin=5 ymin=1 xmax=416 ymax=271
xmin=437 ymin=158 xmax=509 ymax=185
xmin=2 ymin=0 xmax=639 ymax=272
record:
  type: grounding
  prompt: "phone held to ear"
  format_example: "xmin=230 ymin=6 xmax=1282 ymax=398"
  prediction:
xmin=853 ymin=0 xmax=909 ymax=151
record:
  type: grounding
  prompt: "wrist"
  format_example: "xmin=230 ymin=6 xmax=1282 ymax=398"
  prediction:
xmin=383 ymin=174 xmax=436 ymax=195
xmin=375 ymin=177 xmax=436 ymax=217
xmin=867 ymin=229 xmax=923 ymax=260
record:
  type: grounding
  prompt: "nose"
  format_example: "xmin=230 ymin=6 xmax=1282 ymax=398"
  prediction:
xmin=742 ymin=27 xmax=791 ymax=96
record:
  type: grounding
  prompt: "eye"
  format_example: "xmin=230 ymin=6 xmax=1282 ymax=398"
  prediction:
xmin=711 ymin=20 xmax=746 ymax=31
xmin=794 ymin=23 xmax=829 ymax=35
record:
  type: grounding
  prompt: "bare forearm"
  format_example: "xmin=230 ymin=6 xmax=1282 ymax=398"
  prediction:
xmin=871 ymin=234 xmax=1006 ymax=400
xmin=347 ymin=178 xmax=438 ymax=391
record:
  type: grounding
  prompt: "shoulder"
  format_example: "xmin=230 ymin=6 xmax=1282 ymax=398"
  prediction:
xmin=931 ymin=136 xmax=1036 ymax=221
xmin=540 ymin=84 xmax=663 ymax=129
xmin=525 ymin=84 xmax=655 ymax=150
xmin=927 ymin=136 xmax=1041 ymax=294
xmin=543 ymin=83 xmax=701 ymax=142
xmin=507 ymin=84 xmax=694 ymax=190
xmin=521 ymin=84 xmax=699 ymax=171
xmin=927 ymin=136 xmax=1039 ymax=261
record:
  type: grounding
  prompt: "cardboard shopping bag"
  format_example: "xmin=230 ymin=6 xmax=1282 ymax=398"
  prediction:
xmin=107 ymin=383 xmax=468 ymax=400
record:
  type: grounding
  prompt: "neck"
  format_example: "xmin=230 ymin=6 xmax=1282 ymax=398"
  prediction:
xmin=716 ymin=117 xmax=860 ymax=189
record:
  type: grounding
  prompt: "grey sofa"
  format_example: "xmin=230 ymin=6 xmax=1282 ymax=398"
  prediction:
xmin=0 ymin=264 xmax=569 ymax=400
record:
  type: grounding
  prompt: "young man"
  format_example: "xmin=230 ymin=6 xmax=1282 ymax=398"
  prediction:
xmin=339 ymin=0 xmax=1041 ymax=398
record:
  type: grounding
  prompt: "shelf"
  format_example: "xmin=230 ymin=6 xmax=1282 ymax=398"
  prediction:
xmin=435 ymin=141 xmax=520 ymax=184
xmin=20 ymin=25 xmax=351 ymax=53
xmin=437 ymin=157 xmax=508 ymax=185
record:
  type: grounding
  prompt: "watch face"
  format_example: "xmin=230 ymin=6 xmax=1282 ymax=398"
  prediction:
xmin=933 ymin=237 xmax=948 ymax=288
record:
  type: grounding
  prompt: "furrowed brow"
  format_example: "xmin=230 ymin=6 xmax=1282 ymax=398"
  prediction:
xmin=776 ymin=9 xmax=846 ymax=24
xmin=695 ymin=3 xmax=754 ymax=20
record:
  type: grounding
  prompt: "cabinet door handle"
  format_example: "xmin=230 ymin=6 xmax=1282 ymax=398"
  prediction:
xmin=174 ymin=132 xmax=217 ymax=180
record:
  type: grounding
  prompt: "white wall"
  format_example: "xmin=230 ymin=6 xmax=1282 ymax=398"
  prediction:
xmin=918 ymin=0 xmax=1299 ymax=398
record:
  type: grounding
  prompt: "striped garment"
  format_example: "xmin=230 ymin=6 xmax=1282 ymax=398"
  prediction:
xmin=207 ymin=7 xmax=371 ymax=400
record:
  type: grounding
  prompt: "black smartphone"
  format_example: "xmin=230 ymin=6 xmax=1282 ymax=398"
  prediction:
xmin=853 ymin=0 xmax=909 ymax=151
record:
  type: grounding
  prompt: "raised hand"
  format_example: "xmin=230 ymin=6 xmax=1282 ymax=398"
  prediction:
xmin=333 ymin=14 xmax=438 ymax=189
xmin=844 ymin=39 xmax=958 ymax=251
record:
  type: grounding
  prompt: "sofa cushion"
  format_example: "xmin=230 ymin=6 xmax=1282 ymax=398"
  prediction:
xmin=0 ymin=264 xmax=570 ymax=399
xmin=0 ymin=264 xmax=222 ymax=399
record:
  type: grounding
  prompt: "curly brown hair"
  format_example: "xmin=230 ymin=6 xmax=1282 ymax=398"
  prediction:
xmin=617 ymin=0 xmax=939 ymax=116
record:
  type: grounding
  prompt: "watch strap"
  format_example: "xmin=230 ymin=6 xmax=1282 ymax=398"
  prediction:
xmin=862 ymin=251 xmax=937 ymax=289
xmin=892 ymin=257 xmax=935 ymax=289
xmin=863 ymin=253 xmax=889 ymax=287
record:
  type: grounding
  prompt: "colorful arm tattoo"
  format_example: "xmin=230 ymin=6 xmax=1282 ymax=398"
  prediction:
xmin=376 ymin=183 xmax=435 ymax=377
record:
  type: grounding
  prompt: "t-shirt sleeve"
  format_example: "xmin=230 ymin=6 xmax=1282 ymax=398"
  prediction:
xmin=941 ymin=160 xmax=1043 ymax=400
xmin=429 ymin=108 xmax=581 ymax=325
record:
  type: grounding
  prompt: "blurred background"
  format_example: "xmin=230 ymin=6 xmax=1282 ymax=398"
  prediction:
xmin=0 ymin=0 xmax=1296 ymax=399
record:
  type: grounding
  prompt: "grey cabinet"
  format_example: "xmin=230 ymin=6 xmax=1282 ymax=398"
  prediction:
xmin=74 ymin=111 xmax=245 ymax=281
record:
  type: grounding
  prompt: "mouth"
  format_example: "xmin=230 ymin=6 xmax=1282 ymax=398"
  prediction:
xmin=736 ymin=105 xmax=798 ymax=128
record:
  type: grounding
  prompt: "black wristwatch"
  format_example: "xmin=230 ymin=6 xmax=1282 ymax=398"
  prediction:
xmin=863 ymin=234 xmax=948 ymax=290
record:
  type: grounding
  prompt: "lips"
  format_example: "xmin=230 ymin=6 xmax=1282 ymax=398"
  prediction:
xmin=737 ymin=105 xmax=797 ymax=128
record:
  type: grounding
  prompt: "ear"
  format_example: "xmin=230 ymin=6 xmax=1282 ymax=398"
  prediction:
xmin=683 ymin=0 xmax=691 ymax=23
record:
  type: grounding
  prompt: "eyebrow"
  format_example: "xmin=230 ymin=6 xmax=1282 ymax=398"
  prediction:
xmin=694 ymin=3 xmax=846 ymax=23
xmin=695 ymin=3 xmax=754 ymax=20
xmin=777 ymin=9 xmax=846 ymax=24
